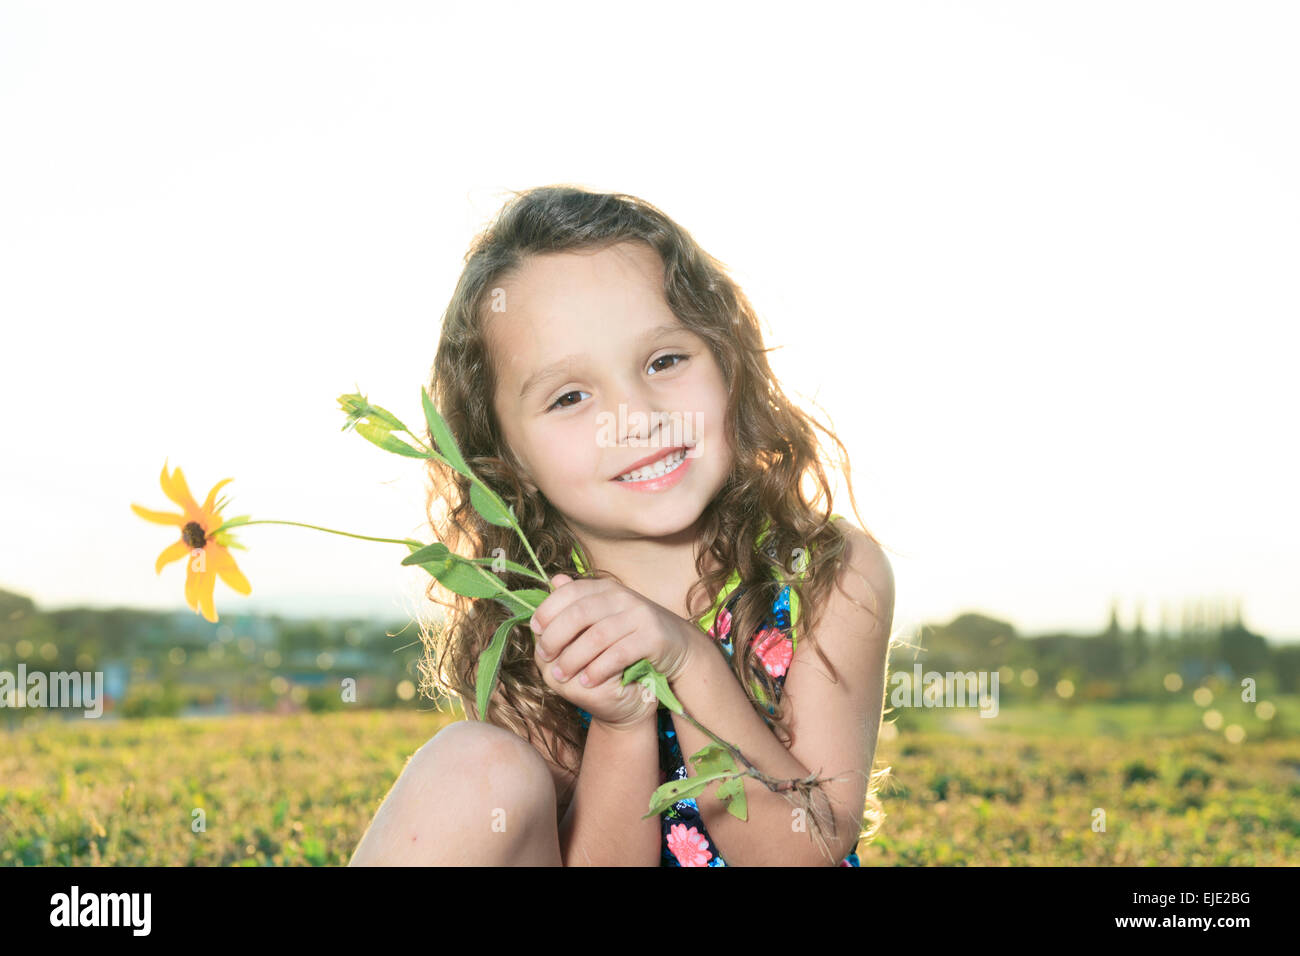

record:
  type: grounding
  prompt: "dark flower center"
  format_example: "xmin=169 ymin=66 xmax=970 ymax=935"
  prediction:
xmin=182 ymin=521 xmax=207 ymax=549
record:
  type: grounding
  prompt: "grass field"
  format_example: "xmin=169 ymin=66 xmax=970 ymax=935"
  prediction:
xmin=2 ymin=701 xmax=1297 ymax=865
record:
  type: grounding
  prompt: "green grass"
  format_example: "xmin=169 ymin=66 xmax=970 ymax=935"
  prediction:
xmin=890 ymin=694 xmax=1294 ymax=739
xmin=0 ymin=710 xmax=441 ymax=866
xmin=2 ymin=700 xmax=1297 ymax=865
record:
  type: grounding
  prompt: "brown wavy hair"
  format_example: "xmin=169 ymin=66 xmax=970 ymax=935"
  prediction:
xmin=416 ymin=183 xmax=893 ymax=855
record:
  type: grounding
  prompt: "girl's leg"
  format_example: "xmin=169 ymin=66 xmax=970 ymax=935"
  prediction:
xmin=348 ymin=719 xmax=563 ymax=866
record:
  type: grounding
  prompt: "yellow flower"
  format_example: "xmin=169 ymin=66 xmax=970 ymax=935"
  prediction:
xmin=131 ymin=459 xmax=251 ymax=623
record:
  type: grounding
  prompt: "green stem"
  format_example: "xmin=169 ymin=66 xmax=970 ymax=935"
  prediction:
xmin=671 ymin=705 xmax=738 ymax=758
xmin=472 ymin=562 xmax=544 ymax=616
xmin=208 ymin=519 xmax=415 ymax=547
xmin=508 ymin=516 xmax=548 ymax=582
xmin=465 ymin=557 xmax=550 ymax=585
xmin=409 ymin=429 xmax=549 ymax=584
xmin=403 ymin=429 xmax=436 ymax=457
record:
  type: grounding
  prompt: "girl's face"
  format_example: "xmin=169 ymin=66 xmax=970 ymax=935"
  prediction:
xmin=487 ymin=240 xmax=732 ymax=545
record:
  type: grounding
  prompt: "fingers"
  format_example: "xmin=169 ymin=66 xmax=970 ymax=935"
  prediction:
xmin=536 ymin=602 xmax=608 ymax=679
xmin=540 ymin=603 xmax=636 ymax=685
xmin=531 ymin=576 xmax=613 ymax=657
xmin=574 ymin=622 xmax=648 ymax=687
xmin=541 ymin=590 xmax=627 ymax=666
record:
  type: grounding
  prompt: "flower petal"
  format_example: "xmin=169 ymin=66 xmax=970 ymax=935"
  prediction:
xmin=210 ymin=545 xmax=252 ymax=595
xmin=160 ymin=460 xmax=204 ymax=522
xmin=131 ymin=503 xmax=186 ymax=526
xmin=185 ymin=558 xmax=203 ymax=615
xmin=154 ymin=540 xmax=190 ymax=575
xmin=197 ymin=568 xmax=218 ymax=623
xmin=202 ymin=477 xmax=235 ymax=521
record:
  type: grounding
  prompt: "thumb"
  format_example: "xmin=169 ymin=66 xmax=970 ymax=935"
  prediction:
xmin=550 ymin=573 xmax=572 ymax=588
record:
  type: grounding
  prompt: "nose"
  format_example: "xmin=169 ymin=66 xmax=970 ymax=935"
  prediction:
xmin=614 ymin=376 xmax=660 ymax=448
xmin=622 ymin=409 xmax=657 ymax=448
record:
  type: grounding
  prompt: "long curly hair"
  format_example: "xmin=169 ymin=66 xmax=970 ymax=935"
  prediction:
xmin=416 ymin=184 xmax=892 ymax=852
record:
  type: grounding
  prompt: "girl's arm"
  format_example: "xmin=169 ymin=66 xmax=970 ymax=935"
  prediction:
xmin=552 ymin=710 xmax=662 ymax=866
xmin=669 ymin=522 xmax=895 ymax=866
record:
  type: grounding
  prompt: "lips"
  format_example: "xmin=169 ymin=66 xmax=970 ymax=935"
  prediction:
xmin=611 ymin=444 xmax=692 ymax=480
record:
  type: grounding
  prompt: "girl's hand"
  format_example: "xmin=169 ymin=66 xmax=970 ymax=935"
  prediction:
xmin=531 ymin=572 xmax=697 ymax=728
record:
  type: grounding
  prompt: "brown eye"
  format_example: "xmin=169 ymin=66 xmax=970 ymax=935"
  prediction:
xmin=648 ymin=353 xmax=688 ymax=375
xmin=548 ymin=389 xmax=589 ymax=412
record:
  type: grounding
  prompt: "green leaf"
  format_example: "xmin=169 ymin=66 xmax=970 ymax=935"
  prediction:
xmin=421 ymin=388 xmax=472 ymax=478
xmin=475 ymin=613 xmax=530 ymax=721
xmin=640 ymin=747 xmax=746 ymax=819
xmin=406 ymin=550 xmax=509 ymax=599
xmin=401 ymin=542 xmax=452 ymax=566
xmin=470 ymin=483 xmax=514 ymax=528
xmin=689 ymin=742 xmax=734 ymax=778
xmin=337 ymin=393 xmax=367 ymax=430
xmin=365 ymin=402 xmax=408 ymax=432
xmin=210 ymin=515 xmax=253 ymax=536
xmin=621 ymin=660 xmax=683 ymax=714
xmin=492 ymin=588 xmax=548 ymax=617
xmin=212 ymin=533 xmax=248 ymax=551
xmin=402 ymin=543 xmax=542 ymax=616
xmin=337 ymin=392 xmax=408 ymax=433
xmin=689 ymin=744 xmax=748 ymax=820
xmin=505 ymin=588 xmax=549 ymax=607
xmin=644 ymin=776 xmax=714 ymax=817
xmin=466 ymin=555 xmax=548 ymax=582
xmin=354 ymin=422 xmax=428 ymax=459
xmin=715 ymin=775 xmax=749 ymax=821
xmin=437 ymin=560 xmax=510 ymax=600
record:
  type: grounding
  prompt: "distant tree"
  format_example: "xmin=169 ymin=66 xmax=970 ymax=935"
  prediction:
xmin=923 ymin=612 xmax=1020 ymax=669
xmin=1130 ymin=600 xmax=1149 ymax=668
xmin=0 ymin=588 xmax=37 ymax=636
xmin=1218 ymin=624 xmax=1269 ymax=678
xmin=1105 ymin=599 xmax=1122 ymax=637
xmin=1271 ymin=644 xmax=1300 ymax=693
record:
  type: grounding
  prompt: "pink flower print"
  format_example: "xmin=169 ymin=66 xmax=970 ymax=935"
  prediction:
xmin=839 ymin=858 xmax=852 ymax=867
xmin=708 ymin=607 xmax=732 ymax=641
xmin=753 ymin=627 xmax=793 ymax=678
xmin=666 ymin=824 xmax=713 ymax=866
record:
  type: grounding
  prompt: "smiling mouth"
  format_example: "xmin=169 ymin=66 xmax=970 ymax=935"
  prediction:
xmin=612 ymin=446 xmax=692 ymax=482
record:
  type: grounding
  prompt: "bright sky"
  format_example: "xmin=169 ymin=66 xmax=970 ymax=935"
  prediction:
xmin=2 ymin=2 xmax=1296 ymax=641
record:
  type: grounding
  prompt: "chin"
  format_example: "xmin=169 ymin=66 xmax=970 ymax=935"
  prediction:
xmin=620 ymin=497 xmax=708 ymax=534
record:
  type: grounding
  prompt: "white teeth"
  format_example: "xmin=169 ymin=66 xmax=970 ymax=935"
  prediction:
xmin=616 ymin=448 xmax=687 ymax=482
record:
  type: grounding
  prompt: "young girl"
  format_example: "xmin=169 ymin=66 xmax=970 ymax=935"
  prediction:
xmin=349 ymin=185 xmax=895 ymax=867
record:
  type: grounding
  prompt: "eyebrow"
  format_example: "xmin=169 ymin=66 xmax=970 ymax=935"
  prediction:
xmin=517 ymin=322 xmax=691 ymax=401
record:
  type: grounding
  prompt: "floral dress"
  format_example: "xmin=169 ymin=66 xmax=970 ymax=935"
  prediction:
xmin=574 ymin=516 xmax=861 ymax=867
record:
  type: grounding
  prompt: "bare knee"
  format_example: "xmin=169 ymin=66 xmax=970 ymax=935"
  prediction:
xmin=420 ymin=720 xmax=556 ymax=812
xmin=349 ymin=720 xmax=557 ymax=865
